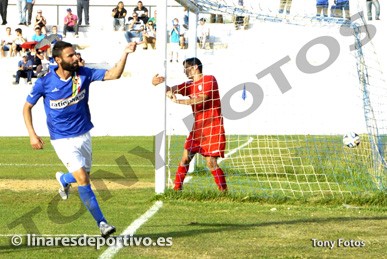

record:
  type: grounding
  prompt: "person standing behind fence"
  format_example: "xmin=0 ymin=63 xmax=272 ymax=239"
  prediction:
xmin=77 ymin=0 xmax=89 ymax=26
xmin=366 ymin=0 xmax=380 ymax=20
xmin=279 ymin=0 xmax=292 ymax=14
xmin=0 ymin=0 xmax=8 ymax=25
xmin=112 ymin=1 xmax=127 ymax=31
xmin=34 ymin=10 xmax=47 ymax=34
xmin=334 ymin=0 xmax=350 ymax=19
xmin=26 ymin=0 xmax=35 ymax=26
xmin=16 ymin=0 xmax=26 ymax=25
xmin=316 ymin=0 xmax=329 ymax=17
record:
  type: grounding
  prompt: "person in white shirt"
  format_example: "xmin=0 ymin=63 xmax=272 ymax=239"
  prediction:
xmin=197 ymin=18 xmax=209 ymax=49
xmin=124 ymin=12 xmax=144 ymax=43
xmin=1 ymin=26 xmax=15 ymax=57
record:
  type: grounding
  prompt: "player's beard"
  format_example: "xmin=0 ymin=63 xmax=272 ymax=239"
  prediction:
xmin=61 ymin=60 xmax=79 ymax=72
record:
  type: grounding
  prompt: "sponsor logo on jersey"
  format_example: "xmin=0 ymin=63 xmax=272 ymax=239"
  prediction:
xmin=50 ymin=89 xmax=86 ymax=109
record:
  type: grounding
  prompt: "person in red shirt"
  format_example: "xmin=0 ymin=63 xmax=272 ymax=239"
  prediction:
xmin=152 ymin=57 xmax=227 ymax=191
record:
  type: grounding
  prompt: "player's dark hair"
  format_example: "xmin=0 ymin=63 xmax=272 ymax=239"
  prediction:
xmin=15 ymin=28 xmax=22 ymax=34
xmin=52 ymin=41 xmax=73 ymax=59
xmin=183 ymin=57 xmax=203 ymax=73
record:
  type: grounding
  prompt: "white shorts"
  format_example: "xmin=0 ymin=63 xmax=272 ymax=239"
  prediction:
xmin=51 ymin=131 xmax=92 ymax=173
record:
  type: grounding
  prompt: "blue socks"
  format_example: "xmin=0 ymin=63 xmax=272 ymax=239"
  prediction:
xmin=60 ymin=172 xmax=77 ymax=187
xmin=78 ymin=184 xmax=106 ymax=226
xmin=59 ymin=173 xmax=107 ymax=226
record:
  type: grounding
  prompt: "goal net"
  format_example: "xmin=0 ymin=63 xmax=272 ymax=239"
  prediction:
xmin=164 ymin=0 xmax=386 ymax=198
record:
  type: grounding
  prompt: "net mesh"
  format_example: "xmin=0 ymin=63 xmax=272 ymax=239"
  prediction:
xmin=165 ymin=0 xmax=387 ymax=197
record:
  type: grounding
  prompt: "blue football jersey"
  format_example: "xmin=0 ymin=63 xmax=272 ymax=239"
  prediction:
xmin=26 ymin=66 xmax=106 ymax=140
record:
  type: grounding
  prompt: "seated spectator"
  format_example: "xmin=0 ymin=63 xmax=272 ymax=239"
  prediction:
xmin=334 ymin=0 xmax=350 ymax=19
xmin=63 ymin=8 xmax=79 ymax=38
xmin=12 ymin=28 xmax=27 ymax=56
xmin=76 ymin=52 xmax=85 ymax=66
xmin=133 ymin=1 xmax=149 ymax=24
xmin=143 ymin=20 xmax=156 ymax=49
xmin=316 ymin=0 xmax=329 ymax=17
xmin=13 ymin=55 xmax=33 ymax=85
xmin=197 ymin=18 xmax=209 ymax=49
xmin=1 ymin=27 xmax=15 ymax=57
xmin=27 ymin=48 xmax=45 ymax=77
xmin=49 ymin=25 xmax=63 ymax=44
xmin=124 ymin=13 xmax=144 ymax=43
xmin=34 ymin=10 xmax=47 ymax=35
xmin=31 ymin=26 xmax=45 ymax=42
xmin=112 ymin=1 xmax=127 ymax=31
xmin=148 ymin=9 xmax=157 ymax=30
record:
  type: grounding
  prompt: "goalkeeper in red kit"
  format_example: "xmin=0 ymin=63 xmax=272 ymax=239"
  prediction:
xmin=152 ymin=57 xmax=227 ymax=191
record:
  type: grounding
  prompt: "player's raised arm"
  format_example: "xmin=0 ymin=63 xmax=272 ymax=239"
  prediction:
xmin=23 ymin=102 xmax=44 ymax=149
xmin=103 ymin=42 xmax=137 ymax=81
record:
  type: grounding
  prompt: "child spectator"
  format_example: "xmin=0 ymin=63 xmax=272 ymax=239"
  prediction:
xmin=169 ymin=18 xmax=180 ymax=62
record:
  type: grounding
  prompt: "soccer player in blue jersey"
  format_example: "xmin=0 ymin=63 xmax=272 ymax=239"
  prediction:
xmin=22 ymin=40 xmax=137 ymax=237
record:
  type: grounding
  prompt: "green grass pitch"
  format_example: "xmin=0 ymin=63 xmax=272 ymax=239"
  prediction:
xmin=0 ymin=137 xmax=386 ymax=258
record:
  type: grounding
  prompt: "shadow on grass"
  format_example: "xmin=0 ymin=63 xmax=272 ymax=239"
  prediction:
xmin=140 ymin=216 xmax=387 ymax=239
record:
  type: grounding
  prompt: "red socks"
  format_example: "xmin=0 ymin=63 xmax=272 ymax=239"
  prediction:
xmin=211 ymin=168 xmax=227 ymax=191
xmin=174 ymin=165 xmax=228 ymax=191
xmin=174 ymin=165 xmax=189 ymax=191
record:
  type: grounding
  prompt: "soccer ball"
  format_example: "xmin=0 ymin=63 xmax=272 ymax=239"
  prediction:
xmin=343 ymin=132 xmax=360 ymax=148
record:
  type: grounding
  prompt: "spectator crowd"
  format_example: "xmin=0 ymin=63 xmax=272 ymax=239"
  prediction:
xmin=0 ymin=0 xmax=382 ymax=84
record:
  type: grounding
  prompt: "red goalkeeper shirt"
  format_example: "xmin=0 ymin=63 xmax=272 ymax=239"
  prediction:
xmin=176 ymin=75 xmax=226 ymax=157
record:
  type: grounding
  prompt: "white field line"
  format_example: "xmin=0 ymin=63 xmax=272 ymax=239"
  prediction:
xmin=218 ymin=137 xmax=254 ymax=164
xmin=183 ymin=137 xmax=254 ymax=184
xmin=99 ymin=201 xmax=163 ymax=259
